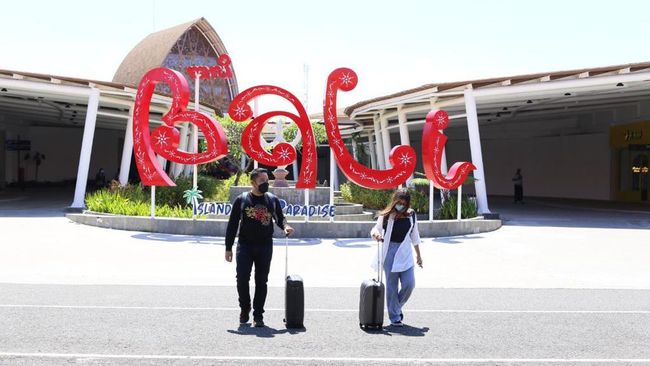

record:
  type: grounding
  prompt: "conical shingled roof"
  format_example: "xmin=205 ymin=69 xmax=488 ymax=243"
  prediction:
xmin=112 ymin=17 xmax=238 ymax=97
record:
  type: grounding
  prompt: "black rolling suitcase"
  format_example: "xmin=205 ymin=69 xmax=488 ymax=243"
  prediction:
xmin=359 ymin=235 xmax=384 ymax=330
xmin=283 ymin=235 xmax=304 ymax=328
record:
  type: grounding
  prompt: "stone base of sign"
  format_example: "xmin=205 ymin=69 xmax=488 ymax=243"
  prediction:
xmin=67 ymin=212 xmax=501 ymax=238
xmin=271 ymin=168 xmax=290 ymax=187
xmin=229 ymin=186 xmax=331 ymax=205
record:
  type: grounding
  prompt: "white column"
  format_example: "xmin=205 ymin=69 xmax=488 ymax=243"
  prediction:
xmin=373 ymin=115 xmax=385 ymax=169
xmin=157 ymin=155 xmax=167 ymax=171
xmin=439 ymin=148 xmax=449 ymax=204
xmin=332 ymin=159 xmax=339 ymax=191
xmin=367 ymin=131 xmax=377 ymax=169
xmin=70 ymin=89 xmax=100 ymax=209
xmin=292 ymin=161 xmax=298 ymax=182
xmin=172 ymin=123 xmax=190 ymax=178
xmin=183 ymin=128 xmax=193 ymax=176
xmin=329 ymin=149 xmax=335 ymax=222
xmin=464 ymin=89 xmax=491 ymax=214
xmin=380 ymin=113 xmax=392 ymax=169
xmin=192 ymin=76 xmax=200 ymax=192
xmin=440 ymin=149 xmax=448 ymax=174
xmin=118 ymin=108 xmax=134 ymax=186
xmin=351 ymin=137 xmax=358 ymax=160
xmin=397 ymin=106 xmax=413 ymax=184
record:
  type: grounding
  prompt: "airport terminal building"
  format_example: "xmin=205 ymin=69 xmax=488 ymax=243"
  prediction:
xmin=1 ymin=17 xmax=650 ymax=213
xmin=345 ymin=63 xmax=650 ymax=212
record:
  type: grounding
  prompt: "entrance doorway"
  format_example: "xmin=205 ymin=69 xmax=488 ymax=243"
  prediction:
xmin=631 ymin=152 xmax=649 ymax=201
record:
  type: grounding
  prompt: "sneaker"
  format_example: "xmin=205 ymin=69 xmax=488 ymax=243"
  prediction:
xmin=239 ymin=308 xmax=250 ymax=324
xmin=253 ymin=318 xmax=265 ymax=327
xmin=390 ymin=321 xmax=403 ymax=327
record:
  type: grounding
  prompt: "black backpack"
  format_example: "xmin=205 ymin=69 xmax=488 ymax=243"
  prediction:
xmin=239 ymin=191 xmax=278 ymax=224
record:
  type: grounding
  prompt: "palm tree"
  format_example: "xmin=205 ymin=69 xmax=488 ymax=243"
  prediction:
xmin=183 ymin=188 xmax=203 ymax=207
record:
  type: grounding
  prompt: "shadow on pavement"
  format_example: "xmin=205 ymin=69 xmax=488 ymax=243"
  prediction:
xmin=130 ymin=233 xmax=321 ymax=247
xmin=333 ymin=239 xmax=374 ymax=249
xmin=433 ymin=236 xmax=485 ymax=245
xmin=131 ymin=233 xmax=224 ymax=245
xmin=227 ymin=323 xmax=307 ymax=338
xmin=361 ymin=324 xmax=429 ymax=337
xmin=272 ymin=238 xmax=322 ymax=247
xmin=0 ymin=186 xmax=72 ymax=218
xmin=490 ymin=196 xmax=650 ymax=230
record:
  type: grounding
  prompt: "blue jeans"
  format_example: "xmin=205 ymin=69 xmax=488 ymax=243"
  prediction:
xmin=383 ymin=241 xmax=415 ymax=323
xmin=236 ymin=243 xmax=273 ymax=319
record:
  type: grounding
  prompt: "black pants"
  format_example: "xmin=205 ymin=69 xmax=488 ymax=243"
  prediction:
xmin=514 ymin=185 xmax=523 ymax=202
xmin=236 ymin=243 xmax=273 ymax=318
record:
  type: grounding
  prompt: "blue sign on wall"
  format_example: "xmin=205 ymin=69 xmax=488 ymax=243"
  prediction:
xmin=5 ymin=139 xmax=31 ymax=151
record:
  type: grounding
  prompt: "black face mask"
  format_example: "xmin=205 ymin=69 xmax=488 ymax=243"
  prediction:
xmin=258 ymin=182 xmax=269 ymax=193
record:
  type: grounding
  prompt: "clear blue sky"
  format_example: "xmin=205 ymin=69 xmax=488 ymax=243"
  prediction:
xmin=2 ymin=0 xmax=649 ymax=113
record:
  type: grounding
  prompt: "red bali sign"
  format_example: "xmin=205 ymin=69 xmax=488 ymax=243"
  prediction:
xmin=132 ymin=67 xmax=228 ymax=186
xmin=228 ymin=85 xmax=317 ymax=189
xmin=323 ymin=68 xmax=417 ymax=189
xmin=132 ymin=58 xmax=475 ymax=191
xmin=186 ymin=54 xmax=233 ymax=80
xmin=422 ymin=110 xmax=476 ymax=189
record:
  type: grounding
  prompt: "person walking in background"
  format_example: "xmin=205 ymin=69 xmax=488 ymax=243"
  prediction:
xmin=370 ymin=188 xmax=422 ymax=327
xmin=512 ymin=168 xmax=524 ymax=204
xmin=94 ymin=168 xmax=107 ymax=190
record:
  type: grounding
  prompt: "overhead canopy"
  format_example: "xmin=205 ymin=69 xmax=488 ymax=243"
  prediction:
xmin=0 ymin=68 xmax=220 ymax=132
xmin=345 ymin=61 xmax=650 ymax=134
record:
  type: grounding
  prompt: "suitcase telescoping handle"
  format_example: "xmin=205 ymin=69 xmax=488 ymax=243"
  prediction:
xmin=376 ymin=230 xmax=385 ymax=284
xmin=285 ymin=233 xmax=289 ymax=280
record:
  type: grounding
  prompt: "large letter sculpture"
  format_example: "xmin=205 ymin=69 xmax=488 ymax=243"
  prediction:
xmin=324 ymin=68 xmax=416 ymax=189
xmin=422 ymin=110 xmax=476 ymax=189
xmin=228 ymin=86 xmax=317 ymax=188
xmin=133 ymin=67 xmax=228 ymax=186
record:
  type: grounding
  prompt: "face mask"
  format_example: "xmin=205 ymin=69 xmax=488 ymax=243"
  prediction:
xmin=258 ymin=182 xmax=269 ymax=193
xmin=395 ymin=204 xmax=406 ymax=212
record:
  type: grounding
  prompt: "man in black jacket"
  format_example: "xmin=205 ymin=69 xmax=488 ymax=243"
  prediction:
xmin=225 ymin=168 xmax=294 ymax=327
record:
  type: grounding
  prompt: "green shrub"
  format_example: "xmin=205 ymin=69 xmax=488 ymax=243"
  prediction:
xmin=197 ymin=175 xmax=219 ymax=200
xmin=410 ymin=177 xmax=431 ymax=194
xmin=154 ymin=176 xmax=192 ymax=207
xmin=438 ymin=194 xmax=478 ymax=220
xmin=211 ymin=173 xmax=248 ymax=202
xmin=340 ymin=182 xmax=429 ymax=214
xmin=153 ymin=175 xmax=222 ymax=207
xmin=86 ymin=184 xmax=195 ymax=218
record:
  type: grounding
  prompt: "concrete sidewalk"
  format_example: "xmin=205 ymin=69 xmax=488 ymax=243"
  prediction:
xmin=0 ymin=213 xmax=649 ymax=289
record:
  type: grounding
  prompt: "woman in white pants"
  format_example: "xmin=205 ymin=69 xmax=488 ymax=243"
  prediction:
xmin=371 ymin=188 xmax=423 ymax=327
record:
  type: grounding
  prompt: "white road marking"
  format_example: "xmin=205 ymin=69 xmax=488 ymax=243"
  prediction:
xmin=1 ymin=304 xmax=650 ymax=314
xmin=0 ymin=352 xmax=649 ymax=363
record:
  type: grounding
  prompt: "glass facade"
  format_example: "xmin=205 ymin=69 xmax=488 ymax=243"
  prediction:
xmin=158 ymin=27 xmax=233 ymax=111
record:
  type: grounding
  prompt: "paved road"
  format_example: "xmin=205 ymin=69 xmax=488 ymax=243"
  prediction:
xmin=1 ymin=284 xmax=650 ymax=365
xmin=2 ymin=190 xmax=650 ymax=364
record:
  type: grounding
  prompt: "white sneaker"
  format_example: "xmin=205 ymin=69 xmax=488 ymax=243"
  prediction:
xmin=390 ymin=321 xmax=403 ymax=327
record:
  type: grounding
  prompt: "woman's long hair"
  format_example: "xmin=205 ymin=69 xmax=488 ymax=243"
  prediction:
xmin=378 ymin=188 xmax=411 ymax=219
